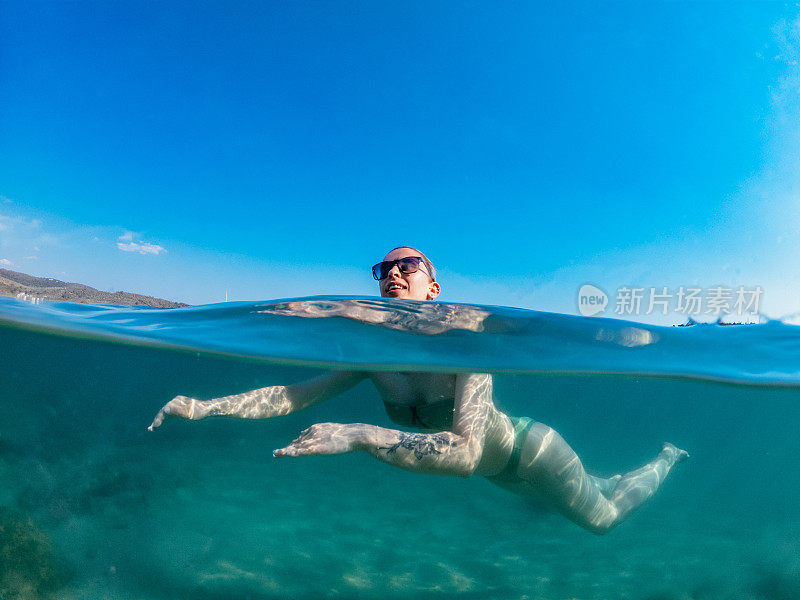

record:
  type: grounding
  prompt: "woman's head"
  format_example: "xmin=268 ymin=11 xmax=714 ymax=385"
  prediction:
xmin=374 ymin=246 xmax=440 ymax=301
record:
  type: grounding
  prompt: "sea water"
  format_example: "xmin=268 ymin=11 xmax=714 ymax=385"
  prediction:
xmin=0 ymin=296 xmax=798 ymax=599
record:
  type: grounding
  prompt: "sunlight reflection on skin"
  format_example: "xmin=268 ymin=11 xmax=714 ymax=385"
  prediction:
xmin=255 ymin=299 xmax=492 ymax=334
xmin=516 ymin=424 xmax=688 ymax=533
xmin=149 ymin=292 xmax=688 ymax=534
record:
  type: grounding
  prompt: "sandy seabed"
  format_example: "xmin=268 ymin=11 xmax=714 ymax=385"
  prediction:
xmin=4 ymin=442 xmax=795 ymax=600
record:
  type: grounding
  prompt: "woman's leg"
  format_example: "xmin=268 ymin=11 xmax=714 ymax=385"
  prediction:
xmin=516 ymin=423 xmax=688 ymax=534
xmin=589 ymin=474 xmax=622 ymax=499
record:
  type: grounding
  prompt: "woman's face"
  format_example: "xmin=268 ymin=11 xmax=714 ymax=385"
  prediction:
xmin=378 ymin=247 xmax=441 ymax=301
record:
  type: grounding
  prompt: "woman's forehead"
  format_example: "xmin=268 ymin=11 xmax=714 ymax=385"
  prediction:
xmin=383 ymin=247 xmax=419 ymax=261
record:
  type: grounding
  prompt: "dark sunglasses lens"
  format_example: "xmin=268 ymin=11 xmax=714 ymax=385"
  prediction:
xmin=372 ymin=262 xmax=385 ymax=280
xmin=398 ymin=257 xmax=421 ymax=274
xmin=372 ymin=257 xmax=423 ymax=280
xmin=373 ymin=261 xmax=399 ymax=280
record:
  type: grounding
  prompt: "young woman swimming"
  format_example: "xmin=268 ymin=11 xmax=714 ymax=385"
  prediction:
xmin=148 ymin=246 xmax=688 ymax=534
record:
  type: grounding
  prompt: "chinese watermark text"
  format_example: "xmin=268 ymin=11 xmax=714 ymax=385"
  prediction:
xmin=577 ymin=285 xmax=762 ymax=317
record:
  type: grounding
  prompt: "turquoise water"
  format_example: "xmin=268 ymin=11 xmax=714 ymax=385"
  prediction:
xmin=1 ymin=295 xmax=799 ymax=599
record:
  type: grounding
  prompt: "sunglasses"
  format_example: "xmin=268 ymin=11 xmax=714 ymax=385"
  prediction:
xmin=371 ymin=256 xmax=432 ymax=281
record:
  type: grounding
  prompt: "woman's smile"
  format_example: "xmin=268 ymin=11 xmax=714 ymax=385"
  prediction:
xmin=384 ymin=279 xmax=407 ymax=296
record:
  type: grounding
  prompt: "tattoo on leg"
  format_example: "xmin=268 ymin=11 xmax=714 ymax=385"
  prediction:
xmin=379 ymin=432 xmax=456 ymax=460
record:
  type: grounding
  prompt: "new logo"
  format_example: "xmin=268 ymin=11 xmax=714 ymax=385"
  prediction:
xmin=577 ymin=284 xmax=608 ymax=316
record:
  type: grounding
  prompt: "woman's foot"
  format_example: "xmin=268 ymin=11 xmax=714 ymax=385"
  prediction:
xmin=661 ymin=442 xmax=690 ymax=465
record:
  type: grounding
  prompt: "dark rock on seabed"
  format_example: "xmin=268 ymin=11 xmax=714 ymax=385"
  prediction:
xmin=0 ymin=506 xmax=72 ymax=599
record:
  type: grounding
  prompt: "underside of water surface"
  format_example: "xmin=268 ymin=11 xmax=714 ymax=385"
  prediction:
xmin=1 ymin=296 xmax=799 ymax=599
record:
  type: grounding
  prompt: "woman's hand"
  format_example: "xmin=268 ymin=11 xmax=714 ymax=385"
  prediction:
xmin=273 ymin=423 xmax=365 ymax=458
xmin=148 ymin=395 xmax=211 ymax=430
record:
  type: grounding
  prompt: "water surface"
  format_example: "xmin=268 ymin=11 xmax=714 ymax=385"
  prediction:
xmin=1 ymin=296 xmax=798 ymax=599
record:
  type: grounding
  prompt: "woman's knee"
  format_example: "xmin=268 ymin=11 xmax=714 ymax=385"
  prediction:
xmin=587 ymin=524 xmax=612 ymax=536
xmin=583 ymin=518 xmax=618 ymax=536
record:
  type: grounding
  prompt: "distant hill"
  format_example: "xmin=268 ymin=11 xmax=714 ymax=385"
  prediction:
xmin=0 ymin=269 xmax=189 ymax=308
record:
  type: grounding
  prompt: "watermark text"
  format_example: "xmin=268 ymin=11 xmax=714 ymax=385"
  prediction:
xmin=577 ymin=284 xmax=762 ymax=317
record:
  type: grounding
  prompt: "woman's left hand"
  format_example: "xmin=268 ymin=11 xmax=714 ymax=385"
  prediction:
xmin=273 ymin=422 xmax=364 ymax=458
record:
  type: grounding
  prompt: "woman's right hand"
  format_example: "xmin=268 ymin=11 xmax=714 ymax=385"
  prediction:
xmin=148 ymin=395 xmax=210 ymax=431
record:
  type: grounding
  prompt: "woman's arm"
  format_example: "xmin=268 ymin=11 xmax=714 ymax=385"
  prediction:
xmin=147 ymin=370 xmax=368 ymax=430
xmin=274 ymin=373 xmax=493 ymax=478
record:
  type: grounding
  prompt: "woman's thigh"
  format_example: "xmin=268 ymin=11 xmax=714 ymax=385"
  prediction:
xmin=516 ymin=422 xmax=618 ymax=532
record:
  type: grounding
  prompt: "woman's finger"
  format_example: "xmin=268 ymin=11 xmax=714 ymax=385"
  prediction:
xmin=273 ymin=445 xmax=299 ymax=458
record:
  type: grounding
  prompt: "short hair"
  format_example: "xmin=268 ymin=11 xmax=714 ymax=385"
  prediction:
xmin=387 ymin=246 xmax=437 ymax=281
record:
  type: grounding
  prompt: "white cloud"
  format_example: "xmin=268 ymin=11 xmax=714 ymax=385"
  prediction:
xmin=117 ymin=241 xmax=166 ymax=255
xmin=116 ymin=231 xmax=166 ymax=255
xmin=0 ymin=258 xmax=12 ymax=266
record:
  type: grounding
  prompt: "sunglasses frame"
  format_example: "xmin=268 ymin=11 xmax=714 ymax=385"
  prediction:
xmin=371 ymin=256 xmax=432 ymax=281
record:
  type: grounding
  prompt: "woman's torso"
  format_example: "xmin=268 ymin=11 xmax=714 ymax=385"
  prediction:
xmin=366 ymin=371 xmax=515 ymax=476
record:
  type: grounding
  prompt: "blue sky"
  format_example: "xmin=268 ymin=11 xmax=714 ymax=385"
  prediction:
xmin=1 ymin=2 xmax=799 ymax=324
